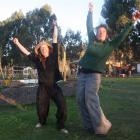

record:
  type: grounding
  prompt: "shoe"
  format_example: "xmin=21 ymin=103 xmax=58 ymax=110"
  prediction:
xmin=35 ymin=123 xmax=42 ymax=128
xmin=60 ymin=128 xmax=69 ymax=134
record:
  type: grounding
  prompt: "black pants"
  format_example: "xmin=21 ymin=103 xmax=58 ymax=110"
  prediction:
xmin=36 ymin=83 xmax=67 ymax=129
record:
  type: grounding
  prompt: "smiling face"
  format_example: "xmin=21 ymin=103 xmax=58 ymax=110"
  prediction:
xmin=96 ymin=26 xmax=108 ymax=42
xmin=40 ymin=44 xmax=50 ymax=58
xmin=36 ymin=41 xmax=52 ymax=58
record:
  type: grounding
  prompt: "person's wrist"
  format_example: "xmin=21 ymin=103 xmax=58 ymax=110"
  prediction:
xmin=89 ymin=8 xmax=93 ymax=13
xmin=16 ymin=42 xmax=20 ymax=46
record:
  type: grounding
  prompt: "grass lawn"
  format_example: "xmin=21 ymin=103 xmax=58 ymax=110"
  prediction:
xmin=0 ymin=77 xmax=140 ymax=140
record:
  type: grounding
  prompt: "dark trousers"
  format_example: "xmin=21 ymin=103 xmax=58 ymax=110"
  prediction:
xmin=36 ymin=83 xmax=67 ymax=129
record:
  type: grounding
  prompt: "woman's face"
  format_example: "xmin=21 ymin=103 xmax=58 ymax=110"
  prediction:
xmin=96 ymin=27 xmax=108 ymax=42
xmin=40 ymin=44 xmax=50 ymax=58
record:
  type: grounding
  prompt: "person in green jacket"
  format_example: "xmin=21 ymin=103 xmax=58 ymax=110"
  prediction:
xmin=77 ymin=2 xmax=140 ymax=136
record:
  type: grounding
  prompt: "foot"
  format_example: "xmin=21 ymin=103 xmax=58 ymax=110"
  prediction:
xmin=60 ymin=128 xmax=69 ymax=134
xmin=35 ymin=123 xmax=42 ymax=128
xmin=95 ymin=121 xmax=112 ymax=136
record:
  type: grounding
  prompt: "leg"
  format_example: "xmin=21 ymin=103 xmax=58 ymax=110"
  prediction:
xmin=85 ymin=73 xmax=101 ymax=129
xmin=36 ymin=84 xmax=50 ymax=125
xmin=51 ymin=84 xmax=67 ymax=129
xmin=95 ymin=107 xmax=112 ymax=135
xmin=77 ymin=73 xmax=93 ymax=130
xmin=85 ymin=73 xmax=111 ymax=135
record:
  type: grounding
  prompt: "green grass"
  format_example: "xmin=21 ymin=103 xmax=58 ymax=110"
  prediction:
xmin=0 ymin=77 xmax=140 ymax=140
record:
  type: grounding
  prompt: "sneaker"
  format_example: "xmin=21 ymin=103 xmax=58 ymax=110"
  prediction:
xmin=60 ymin=128 xmax=69 ymax=134
xmin=35 ymin=123 xmax=42 ymax=128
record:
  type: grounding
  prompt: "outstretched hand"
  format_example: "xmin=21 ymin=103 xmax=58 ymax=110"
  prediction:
xmin=89 ymin=2 xmax=93 ymax=12
xmin=53 ymin=19 xmax=57 ymax=26
xmin=50 ymin=14 xmax=57 ymax=27
xmin=132 ymin=10 xmax=140 ymax=21
xmin=49 ymin=13 xmax=58 ymax=38
xmin=12 ymin=38 xmax=19 ymax=45
xmin=12 ymin=37 xmax=30 ymax=56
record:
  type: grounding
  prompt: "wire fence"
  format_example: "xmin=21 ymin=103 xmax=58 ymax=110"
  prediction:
xmin=0 ymin=66 xmax=38 ymax=80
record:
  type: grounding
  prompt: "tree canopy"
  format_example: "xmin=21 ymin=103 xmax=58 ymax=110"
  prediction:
xmin=101 ymin=0 xmax=140 ymax=63
xmin=0 ymin=4 xmax=52 ymax=66
xmin=0 ymin=3 xmax=83 ymax=67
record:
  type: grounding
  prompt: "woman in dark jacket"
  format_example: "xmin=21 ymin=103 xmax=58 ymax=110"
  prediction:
xmin=12 ymin=15 xmax=68 ymax=134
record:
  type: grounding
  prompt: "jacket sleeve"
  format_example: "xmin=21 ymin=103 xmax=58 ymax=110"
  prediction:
xmin=86 ymin=11 xmax=96 ymax=44
xmin=52 ymin=43 xmax=63 ymax=81
xmin=52 ymin=43 xmax=58 ymax=62
xmin=110 ymin=22 xmax=134 ymax=48
xmin=27 ymin=52 xmax=37 ymax=63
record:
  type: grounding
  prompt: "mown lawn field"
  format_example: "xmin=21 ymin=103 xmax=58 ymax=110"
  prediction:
xmin=0 ymin=77 xmax=140 ymax=140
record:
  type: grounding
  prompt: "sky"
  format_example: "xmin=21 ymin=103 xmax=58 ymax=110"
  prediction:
xmin=0 ymin=0 xmax=105 ymax=39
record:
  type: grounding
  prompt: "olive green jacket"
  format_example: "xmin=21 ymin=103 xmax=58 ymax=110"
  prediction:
xmin=79 ymin=11 xmax=133 ymax=73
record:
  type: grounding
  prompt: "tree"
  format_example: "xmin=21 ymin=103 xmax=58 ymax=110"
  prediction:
xmin=0 ymin=4 xmax=57 ymax=67
xmin=63 ymin=30 xmax=82 ymax=61
xmin=129 ymin=22 xmax=140 ymax=61
xmin=101 ymin=0 xmax=140 ymax=63
xmin=0 ymin=10 xmax=25 ymax=66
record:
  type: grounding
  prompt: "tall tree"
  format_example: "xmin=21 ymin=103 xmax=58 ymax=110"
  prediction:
xmin=63 ymin=30 xmax=82 ymax=61
xmin=0 ymin=10 xmax=25 ymax=66
xmin=0 ymin=4 xmax=57 ymax=66
xmin=101 ymin=0 xmax=140 ymax=62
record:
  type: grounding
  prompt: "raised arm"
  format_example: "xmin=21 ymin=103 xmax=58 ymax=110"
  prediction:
xmin=52 ymin=18 xmax=59 ymax=61
xmin=87 ymin=2 xmax=96 ymax=42
xmin=12 ymin=38 xmax=30 ymax=56
xmin=53 ymin=24 xmax=58 ymax=44
xmin=34 ymin=15 xmax=58 ymax=56
xmin=110 ymin=10 xmax=140 ymax=48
